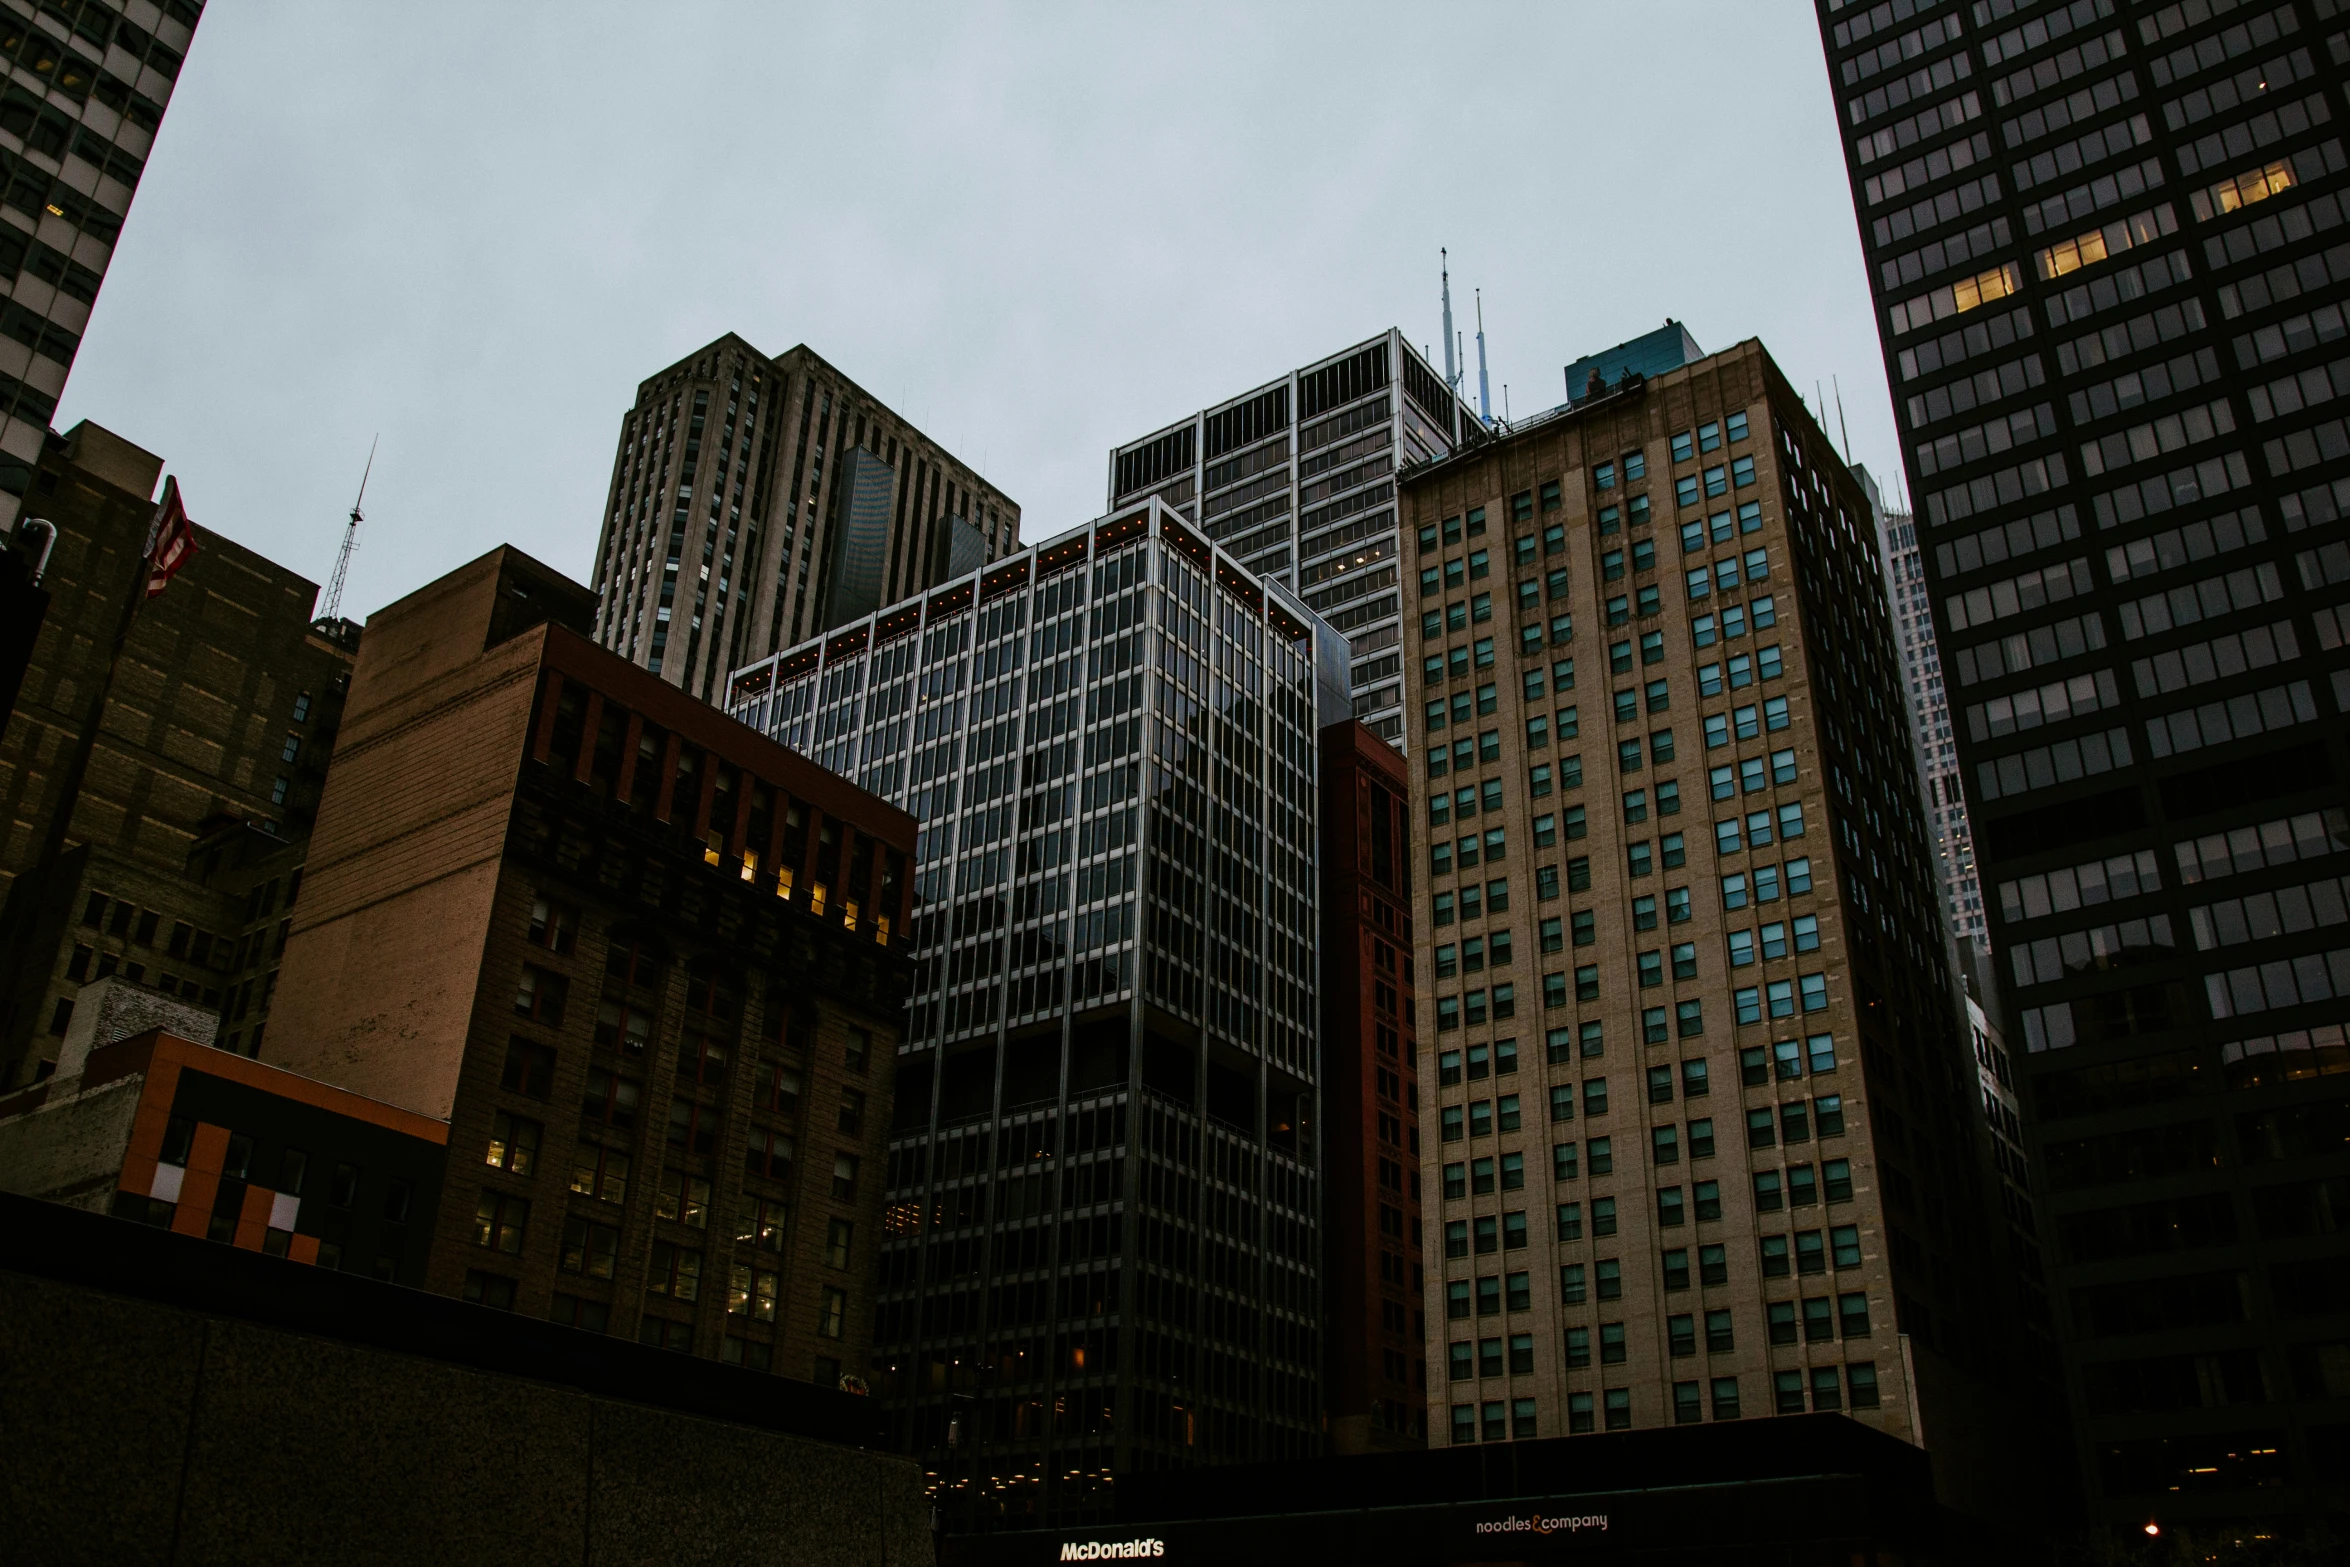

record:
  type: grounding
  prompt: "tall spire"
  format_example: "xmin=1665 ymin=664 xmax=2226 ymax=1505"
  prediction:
xmin=1441 ymin=248 xmax=1459 ymax=395
xmin=322 ymin=436 xmax=375 ymax=623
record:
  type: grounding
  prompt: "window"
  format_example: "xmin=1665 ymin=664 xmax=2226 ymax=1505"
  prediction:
xmin=514 ymin=965 xmax=568 ymax=1025
xmin=473 ymin=1190 xmax=529 ymax=1254
xmin=1560 ymin=1263 xmax=1586 ymax=1304
xmin=1711 ymin=1377 xmax=1741 ymax=1421
xmin=1674 ymin=1380 xmax=1703 ymax=1425
xmin=582 ymin=1069 xmax=640 ymax=1131
xmin=1592 ymin=1196 xmax=1617 ymax=1237
xmin=1478 ymin=1276 xmax=1503 ymax=1316
xmin=818 ymin=1286 xmax=847 ymax=1339
xmin=1557 ymin=1201 xmax=1583 ymax=1240
xmin=728 ymin=1264 xmax=781 ymax=1322
xmin=527 ymin=897 xmax=577 ymax=952
xmin=571 ymin=1143 xmax=630 ymax=1204
xmin=657 ymin=1169 xmax=711 ymax=1227
xmin=1848 ymin=1363 xmax=1881 ymax=1409
xmin=1565 ymin=1325 xmax=1591 ymax=1367
xmin=1653 ymin=1126 xmax=1679 ymax=1165
xmin=501 ymin=1040 xmax=555 ymax=1101
xmin=462 ymin=1271 xmax=516 ymax=1311
xmin=560 ymin=1215 xmax=619 ymax=1278
xmin=1659 ymin=1186 xmax=1686 ymax=1227
xmin=1588 ymin=1137 xmax=1613 ymax=1175
xmin=832 ymin=1152 xmax=861 ymax=1200
xmin=486 ymin=1111 xmax=540 ymax=1174
xmin=1600 ymin=1322 xmax=1627 ymax=1364
xmin=667 ymin=1096 xmax=719 ymax=1156
xmin=1595 ymin=1259 xmax=1621 ymax=1301
xmin=1833 ymin=1225 xmax=1862 ymax=1269
xmin=1472 ymin=1157 xmax=1496 ymax=1195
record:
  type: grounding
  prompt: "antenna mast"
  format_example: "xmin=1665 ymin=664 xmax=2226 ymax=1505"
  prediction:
xmin=322 ymin=436 xmax=375 ymax=622
xmin=1475 ymin=289 xmax=1492 ymax=427
xmin=1441 ymin=249 xmax=1459 ymax=395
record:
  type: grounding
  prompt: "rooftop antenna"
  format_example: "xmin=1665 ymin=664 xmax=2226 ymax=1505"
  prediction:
xmin=1441 ymin=250 xmax=1460 ymax=395
xmin=1833 ymin=375 xmax=1853 ymax=465
xmin=1503 ymin=384 xmax=1511 ymax=425
xmin=1475 ymin=289 xmax=1492 ymax=427
xmin=321 ymin=435 xmax=375 ymax=623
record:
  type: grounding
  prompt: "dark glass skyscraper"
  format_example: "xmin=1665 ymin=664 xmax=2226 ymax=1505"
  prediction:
xmin=727 ymin=499 xmax=1339 ymax=1526
xmin=1818 ymin=0 xmax=2350 ymax=1524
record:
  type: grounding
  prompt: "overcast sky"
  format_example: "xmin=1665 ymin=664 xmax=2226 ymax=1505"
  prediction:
xmin=61 ymin=0 xmax=1901 ymax=619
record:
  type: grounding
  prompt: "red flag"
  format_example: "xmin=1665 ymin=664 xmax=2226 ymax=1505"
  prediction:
xmin=144 ymin=475 xmax=196 ymax=598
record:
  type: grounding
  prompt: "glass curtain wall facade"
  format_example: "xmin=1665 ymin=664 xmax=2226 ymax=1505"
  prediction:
xmin=0 ymin=0 xmax=200 ymax=529
xmin=1106 ymin=330 xmax=1479 ymax=746
xmin=727 ymin=499 xmax=1330 ymax=1526
xmin=1817 ymin=0 xmax=2350 ymax=1522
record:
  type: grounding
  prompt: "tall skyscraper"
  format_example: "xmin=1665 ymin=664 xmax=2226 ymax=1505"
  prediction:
xmin=1863 ymin=465 xmax=1990 ymax=955
xmin=1817 ymin=0 xmax=2350 ymax=1522
xmin=0 ymin=0 xmax=202 ymax=531
xmin=588 ymin=334 xmax=1020 ymax=706
xmin=1106 ymin=331 xmax=1480 ymax=746
xmin=1404 ymin=333 xmax=2033 ymax=1514
xmin=727 ymin=499 xmax=1345 ymax=1525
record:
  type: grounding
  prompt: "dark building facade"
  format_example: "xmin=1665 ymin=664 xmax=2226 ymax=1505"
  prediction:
xmin=1403 ymin=336 xmax=2034 ymax=1516
xmin=1318 ymin=719 xmax=1426 ymax=1451
xmin=0 ymin=0 xmax=203 ymax=529
xmin=262 ymin=546 xmax=917 ymax=1387
xmin=588 ymin=334 xmax=1020 ymax=704
xmin=0 ymin=421 xmax=357 ymax=1087
xmin=729 ymin=500 xmax=1343 ymax=1525
xmin=1816 ymin=0 xmax=2350 ymax=1523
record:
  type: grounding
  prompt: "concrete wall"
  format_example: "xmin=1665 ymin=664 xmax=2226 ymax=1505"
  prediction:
xmin=0 ymin=1267 xmax=933 ymax=1567
xmin=0 ymin=1071 xmax=142 ymax=1209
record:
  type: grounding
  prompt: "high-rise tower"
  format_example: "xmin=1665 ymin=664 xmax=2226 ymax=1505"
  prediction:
xmin=589 ymin=334 xmax=1019 ymax=706
xmin=728 ymin=500 xmax=1349 ymax=1525
xmin=1817 ymin=0 xmax=2350 ymax=1524
xmin=0 ymin=0 xmax=205 ymax=531
xmin=1404 ymin=332 xmax=2034 ymax=1515
xmin=1106 ymin=331 xmax=1480 ymax=746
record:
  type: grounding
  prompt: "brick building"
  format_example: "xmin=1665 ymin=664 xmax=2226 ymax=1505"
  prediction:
xmin=0 ymin=421 xmax=356 ymax=1087
xmin=588 ymin=333 xmax=1020 ymax=704
xmin=1318 ymin=719 xmax=1427 ymax=1451
xmin=263 ymin=544 xmax=917 ymax=1384
xmin=1404 ymin=335 xmax=2033 ymax=1514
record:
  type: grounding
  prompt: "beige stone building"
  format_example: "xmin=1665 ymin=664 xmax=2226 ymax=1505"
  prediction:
xmin=1404 ymin=335 xmax=2024 ymax=1510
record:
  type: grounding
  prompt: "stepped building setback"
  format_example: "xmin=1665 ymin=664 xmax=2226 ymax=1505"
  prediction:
xmin=588 ymin=333 xmax=1021 ymax=706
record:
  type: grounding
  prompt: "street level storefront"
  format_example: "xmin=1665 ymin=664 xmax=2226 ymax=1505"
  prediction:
xmin=948 ymin=1416 xmax=1982 ymax=1566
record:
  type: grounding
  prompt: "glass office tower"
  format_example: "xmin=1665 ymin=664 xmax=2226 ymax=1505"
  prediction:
xmin=727 ymin=498 xmax=1335 ymax=1525
xmin=1817 ymin=0 xmax=2350 ymax=1524
xmin=1107 ymin=330 xmax=1480 ymax=746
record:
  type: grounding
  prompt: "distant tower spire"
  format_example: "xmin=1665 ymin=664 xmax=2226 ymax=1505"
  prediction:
xmin=322 ymin=436 xmax=375 ymax=622
xmin=1441 ymin=249 xmax=1459 ymax=395
xmin=1475 ymin=289 xmax=1492 ymax=426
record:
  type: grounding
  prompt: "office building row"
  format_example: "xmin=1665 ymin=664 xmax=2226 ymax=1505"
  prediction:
xmin=1818 ymin=0 xmax=2350 ymax=1524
